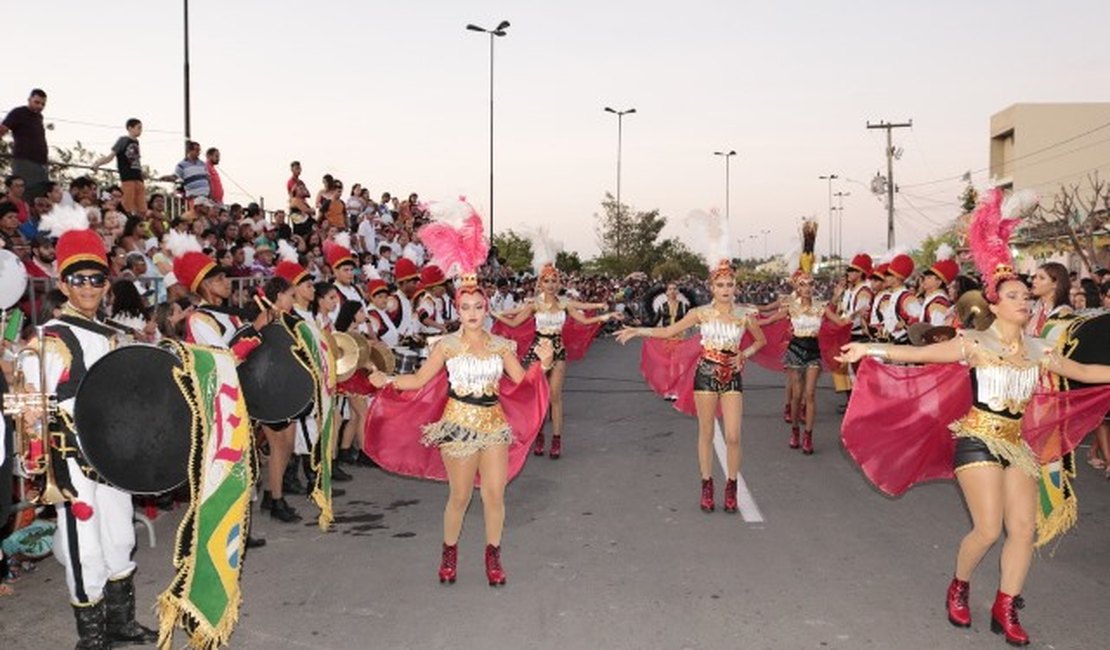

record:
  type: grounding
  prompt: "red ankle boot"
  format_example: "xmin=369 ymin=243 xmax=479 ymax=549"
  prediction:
xmin=438 ymin=543 xmax=458 ymax=584
xmin=723 ymin=478 xmax=738 ymax=513
xmin=549 ymin=435 xmax=562 ymax=459
xmin=783 ymin=404 xmax=792 ymax=423
xmin=990 ymin=591 xmax=1029 ymax=646
xmin=789 ymin=426 xmax=801 ymax=449
xmin=801 ymin=430 xmax=814 ymax=455
xmin=533 ymin=431 xmax=545 ymax=456
xmin=700 ymin=477 xmax=715 ymax=512
xmin=945 ymin=577 xmax=971 ymax=628
xmin=485 ymin=544 xmax=506 ymax=586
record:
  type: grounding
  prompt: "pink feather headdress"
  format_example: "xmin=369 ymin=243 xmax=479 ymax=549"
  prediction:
xmin=417 ymin=199 xmax=489 ymax=292
xmin=967 ymin=187 xmax=1036 ymax=302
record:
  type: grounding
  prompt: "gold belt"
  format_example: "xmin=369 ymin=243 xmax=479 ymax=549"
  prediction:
xmin=702 ymin=348 xmax=738 ymax=365
xmin=955 ymin=408 xmax=1023 ymax=445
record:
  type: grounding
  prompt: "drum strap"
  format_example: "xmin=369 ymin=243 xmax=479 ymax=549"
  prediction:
xmin=43 ymin=324 xmax=89 ymax=402
xmin=57 ymin=314 xmax=119 ymax=339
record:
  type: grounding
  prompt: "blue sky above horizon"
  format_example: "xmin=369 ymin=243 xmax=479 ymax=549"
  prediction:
xmin=7 ymin=0 xmax=1107 ymax=259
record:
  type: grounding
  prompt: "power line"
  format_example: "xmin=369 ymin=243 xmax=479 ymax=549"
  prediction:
xmin=901 ymin=117 xmax=1110 ymax=189
xmin=48 ymin=116 xmax=183 ymax=135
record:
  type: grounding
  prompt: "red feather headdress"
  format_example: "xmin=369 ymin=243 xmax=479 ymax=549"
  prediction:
xmin=967 ymin=188 xmax=1037 ymax=302
xmin=417 ymin=199 xmax=489 ymax=293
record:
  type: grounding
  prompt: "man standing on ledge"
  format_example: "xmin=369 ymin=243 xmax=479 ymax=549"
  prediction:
xmin=0 ymin=89 xmax=50 ymax=196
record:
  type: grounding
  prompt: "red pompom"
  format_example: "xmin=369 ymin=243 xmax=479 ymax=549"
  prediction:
xmin=71 ymin=501 xmax=94 ymax=521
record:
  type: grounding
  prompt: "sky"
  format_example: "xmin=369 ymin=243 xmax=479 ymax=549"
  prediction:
xmin=6 ymin=1 xmax=1108 ymax=260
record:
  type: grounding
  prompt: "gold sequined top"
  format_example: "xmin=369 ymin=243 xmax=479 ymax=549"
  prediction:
xmin=787 ymin=298 xmax=826 ymax=338
xmin=696 ymin=305 xmax=751 ymax=352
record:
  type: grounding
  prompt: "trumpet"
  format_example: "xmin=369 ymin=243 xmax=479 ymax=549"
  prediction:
xmin=2 ymin=326 xmax=65 ymax=505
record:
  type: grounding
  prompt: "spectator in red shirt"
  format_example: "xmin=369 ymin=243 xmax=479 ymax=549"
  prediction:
xmin=206 ymin=147 xmax=224 ymax=205
xmin=287 ymin=160 xmax=301 ymax=197
xmin=3 ymin=175 xmax=29 ymax=223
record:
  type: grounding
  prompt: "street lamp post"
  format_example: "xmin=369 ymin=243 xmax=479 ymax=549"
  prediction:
xmin=714 ymin=150 xmax=737 ymax=222
xmin=604 ymin=106 xmax=636 ymax=265
xmin=818 ymin=174 xmax=839 ymax=260
xmin=833 ymin=190 xmax=850 ymax=265
xmin=183 ymin=0 xmax=191 ymax=143
xmin=760 ymin=229 xmax=770 ymax=258
xmin=466 ymin=20 xmax=510 ymax=237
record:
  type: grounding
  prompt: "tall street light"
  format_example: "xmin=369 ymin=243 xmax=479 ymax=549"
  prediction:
xmin=183 ymin=0 xmax=191 ymax=144
xmin=833 ymin=190 xmax=851 ymax=265
xmin=604 ymin=106 xmax=636 ymax=265
xmin=818 ymin=174 xmax=839 ymax=260
xmin=466 ymin=20 xmax=510 ymax=237
xmin=714 ymin=150 xmax=737 ymax=222
xmin=759 ymin=229 xmax=770 ymax=258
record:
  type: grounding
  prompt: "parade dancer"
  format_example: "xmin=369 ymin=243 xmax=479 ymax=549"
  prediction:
xmin=616 ymin=210 xmax=765 ymax=513
xmin=838 ymin=189 xmax=1110 ymax=647
xmin=27 ymin=205 xmax=158 ymax=649
xmin=365 ymin=201 xmax=551 ymax=586
xmin=493 ymin=228 xmax=619 ymax=459
xmin=760 ymin=220 xmax=828 ymax=454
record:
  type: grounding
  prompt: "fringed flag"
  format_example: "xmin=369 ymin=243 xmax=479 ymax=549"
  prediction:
xmin=157 ymin=343 xmax=253 ymax=650
xmin=292 ymin=318 xmax=338 ymax=530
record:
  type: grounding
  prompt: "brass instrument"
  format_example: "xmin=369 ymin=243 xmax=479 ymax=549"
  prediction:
xmin=2 ymin=326 xmax=66 ymax=505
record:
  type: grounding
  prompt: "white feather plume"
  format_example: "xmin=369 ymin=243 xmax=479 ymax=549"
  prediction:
xmin=277 ymin=239 xmax=299 ymax=264
xmin=684 ymin=209 xmax=733 ymax=267
xmin=935 ymin=242 xmax=955 ymax=262
xmin=164 ymin=230 xmax=202 ymax=258
xmin=362 ymin=264 xmax=381 ymax=280
xmin=426 ymin=199 xmax=478 ymax=228
xmin=1001 ymin=189 xmax=1039 ymax=219
xmin=333 ymin=231 xmax=352 ymax=251
xmin=39 ymin=204 xmax=91 ymax=238
xmin=525 ymin=226 xmax=562 ymax=271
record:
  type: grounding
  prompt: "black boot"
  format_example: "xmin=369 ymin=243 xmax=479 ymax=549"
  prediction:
xmin=282 ymin=464 xmax=307 ymax=496
xmin=270 ymin=497 xmax=302 ymax=523
xmin=331 ymin=463 xmax=353 ymax=482
xmin=260 ymin=490 xmax=274 ymax=511
xmin=355 ymin=450 xmax=379 ymax=468
xmin=301 ymin=455 xmax=317 ymax=488
xmin=337 ymin=448 xmax=357 ymax=465
xmin=104 ymin=573 xmax=158 ymax=646
xmin=72 ymin=600 xmax=109 ymax=650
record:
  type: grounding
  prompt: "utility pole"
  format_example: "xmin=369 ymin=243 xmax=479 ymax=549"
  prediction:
xmin=818 ymin=174 xmax=838 ymax=259
xmin=183 ymin=0 xmax=191 ymax=144
xmin=866 ymin=120 xmax=912 ymax=248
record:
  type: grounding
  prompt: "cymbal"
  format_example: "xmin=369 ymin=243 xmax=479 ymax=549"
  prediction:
xmin=367 ymin=340 xmax=396 ymax=374
xmin=332 ymin=332 xmax=361 ymax=381
xmin=954 ymin=290 xmax=992 ymax=331
xmin=907 ymin=323 xmax=957 ymax=346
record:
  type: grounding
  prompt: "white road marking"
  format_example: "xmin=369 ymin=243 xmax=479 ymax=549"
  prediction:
xmin=712 ymin=420 xmax=765 ymax=523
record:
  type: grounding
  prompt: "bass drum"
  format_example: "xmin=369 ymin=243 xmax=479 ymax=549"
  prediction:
xmin=0 ymin=248 xmax=28 ymax=309
xmin=1059 ymin=312 xmax=1110 ymax=389
xmin=73 ymin=345 xmax=192 ymax=494
xmin=237 ymin=321 xmax=315 ymax=424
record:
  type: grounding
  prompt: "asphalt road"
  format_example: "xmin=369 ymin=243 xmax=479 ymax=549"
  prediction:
xmin=2 ymin=338 xmax=1109 ymax=649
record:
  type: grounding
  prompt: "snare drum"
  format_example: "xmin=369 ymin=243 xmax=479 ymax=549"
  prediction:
xmin=393 ymin=347 xmax=421 ymax=375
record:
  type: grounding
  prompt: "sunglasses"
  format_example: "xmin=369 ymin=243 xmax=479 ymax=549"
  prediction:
xmin=65 ymin=273 xmax=109 ymax=288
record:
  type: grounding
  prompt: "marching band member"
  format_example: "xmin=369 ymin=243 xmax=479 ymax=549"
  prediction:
xmin=920 ymin=245 xmax=958 ymax=327
xmin=879 ymin=254 xmax=920 ymax=345
xmin=365 ymin=200 xmax=551 ymax=586
xmin=366 ymin=274 xmax=403 ymax=348
xmin=26 ymin=205 xmax=158 ymax=649
xmin=412 ymin=265 xmax=450 ymax=335
xmin=323 ymin=233 xmax=365 ymax=325
xmin=616 ymin=210 xmax=766 ymax=513
xmin=387 ymin=255 xmax=422 ymax=338
xmin=825 ymin=253 xmax=874 ymax=413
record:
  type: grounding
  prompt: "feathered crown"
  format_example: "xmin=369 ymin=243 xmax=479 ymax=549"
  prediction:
xmin=968 ymin=188 xmax=1037 ymax=302
xmin=164 ymin=229 xmax=203 ymax=257
xmin=418 ymin=199 xmax=489 ymax=291
xmin=685 ymin=208 xmax=734 ymax=280
xmin=525 ymin=226 xmax=562 ymax=281
xmin=277 ymin=239 xmax=299 ymax=264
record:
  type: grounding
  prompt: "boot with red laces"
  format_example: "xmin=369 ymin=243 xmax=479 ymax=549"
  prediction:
xmin=723 ymin=478 xmax=738 ymax=513
xmin=549 ymin=435 xmax=562 ymax=459
xmin=485 ymin=544 xmax=507 ymax=587
xmin=788 ymin=426 xmax=801 ymax=449
xmin=945 ymin=576 xmax=971 ymax=628
xmin=699 ymin=477 xmax=715 ymax=513
xmin=438 ymin=543 xmax=458 ymax=584
xmin=801 ymin=430 xmax=814 ymax=455
xmin=990 ymin=591 xmax=1029 ymax=646
xmin=532 ymin=431 xmax=545 ymax=456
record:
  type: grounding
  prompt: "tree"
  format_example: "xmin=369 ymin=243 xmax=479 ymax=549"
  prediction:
xmin=593 ymin=193 xmax=672 ymax=276
xmin=1021 ymin=174 xmax=1110 ymax=271
xmin=491 ymin=229 xmax=532 ymax=272
xmin=556 ymin=250 xmax=582 ymax=274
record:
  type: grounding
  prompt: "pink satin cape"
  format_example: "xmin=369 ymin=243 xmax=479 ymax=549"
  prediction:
xmin=841 ymin=358 xmax=1110 ymax=497
xmin=364 ymin=363 xmax=550 ymax=482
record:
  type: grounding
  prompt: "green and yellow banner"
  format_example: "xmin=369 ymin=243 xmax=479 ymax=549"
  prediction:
xmin=157 ymin=344 xmax=253 ymax=650
xmin=293 ymin=319 xmax=338 ymax=531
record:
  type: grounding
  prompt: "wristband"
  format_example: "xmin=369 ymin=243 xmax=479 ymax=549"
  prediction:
xmin=866 ymin=345 xmax=890 ymax=360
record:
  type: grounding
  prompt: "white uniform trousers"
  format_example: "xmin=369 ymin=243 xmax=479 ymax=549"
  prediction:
xmin=53 ymin=458 xmax=137 ymax=604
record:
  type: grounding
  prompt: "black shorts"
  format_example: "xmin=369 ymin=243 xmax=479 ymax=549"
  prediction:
xmin=524 ymin=333 xmax=567 ymax=367
xmin=953 ymin=436 xmax=1010 ymax=472
xmin=692 ymin=357 xmax=743 ymax=394
xmin=783 ymin=336 xmax=821 ymax=369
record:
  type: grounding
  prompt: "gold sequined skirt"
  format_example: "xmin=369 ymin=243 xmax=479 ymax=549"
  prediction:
xmin=949 ymin=407 xmax=1038 ymax=478
xmin=420 ymin=398 xmax=513 ymax=458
